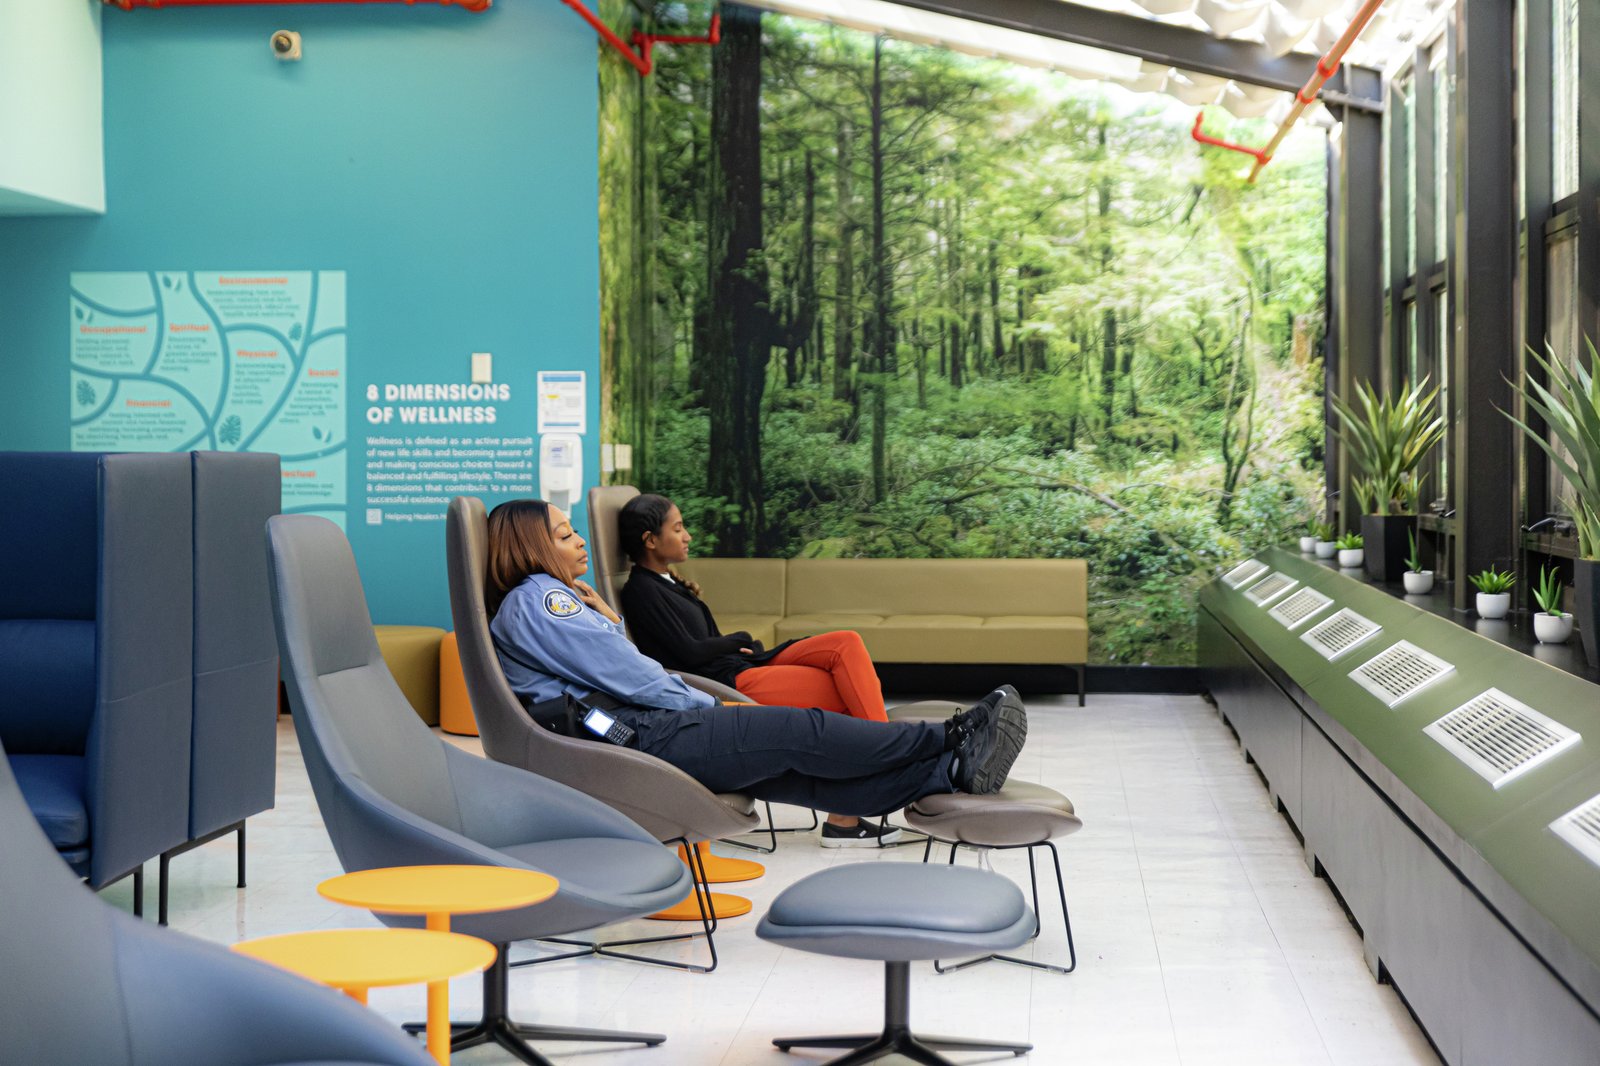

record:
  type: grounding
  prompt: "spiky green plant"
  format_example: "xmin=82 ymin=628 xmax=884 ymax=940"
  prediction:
xmin=1405 ymin=528 xmax=1424 ymax=573
xmin=1336 ymin=532 xmax=1364 ymax=550
xmin=1310 ymin=520 xmax=1335 ymax=541
xmin=1533 ymin=565 xmax=1567 ymax=616
xmin=1332 ymin=378 xmax=1445 ymax=516
xmin=1469 ymin=567 xmax=1516 ymax=595
xmin=1503 ymin=341 xmax=1600 ymax=559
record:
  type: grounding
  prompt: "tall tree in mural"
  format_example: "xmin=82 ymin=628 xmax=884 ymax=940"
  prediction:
xmin=599 ymin=2 xmax=1328 ymax=665
xmin=703 ymin=5 xmax=768 ymax=555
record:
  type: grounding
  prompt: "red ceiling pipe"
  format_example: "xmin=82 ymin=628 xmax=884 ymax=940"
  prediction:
xmin=1190 ymin=0 xmax=1387 ymax=182
xmin=1190 ymin=112 xmax=1272 ymax=169
xmin=560 ymin=0 xmax=719 ymax=77
xmin=106 ymin=0 xmax=490 ymax=10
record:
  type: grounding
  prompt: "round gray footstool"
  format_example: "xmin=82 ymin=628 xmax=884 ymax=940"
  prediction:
xmin=757 ymin=862 xmax=1035 ymax=1065
xmin=905 ymin=780 xmax=1083 ymax=975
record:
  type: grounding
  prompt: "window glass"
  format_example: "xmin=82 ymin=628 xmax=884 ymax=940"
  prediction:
xmin=1435 ymin=292 xmax=1450 ymax=502
xmin=1554 ymin=0 xmax=1579 ymax=199
xmin=1546 ymin=233 xmax=1580 ymax=511
xmin=1402 ymin=75 xmax=1417 ymax=274
xmin=1432 ymin=51 xmax=1449 ymax=265
xmin=1406 ymin=301 xmax=1420 ymax=386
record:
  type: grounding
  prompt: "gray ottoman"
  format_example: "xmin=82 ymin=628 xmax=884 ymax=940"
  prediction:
xmin=757 ymin=862 xmax=1035 ymax=1064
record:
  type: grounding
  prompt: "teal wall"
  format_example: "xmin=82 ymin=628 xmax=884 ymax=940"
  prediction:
xmin=0 ymin=2 xmax=601 ymax=626
xmin=0 ymin=0 xmax=104 ymax=213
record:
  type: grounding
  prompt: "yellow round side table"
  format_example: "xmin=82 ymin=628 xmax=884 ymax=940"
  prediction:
xmin=317 ymin=865 xmax=559 ymax=1062
xmin=232 ymin=928 xmax=495 ymax=1064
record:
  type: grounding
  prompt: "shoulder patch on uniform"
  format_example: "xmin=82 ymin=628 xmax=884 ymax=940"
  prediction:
xmin=543 ymin=589 xmax=584 ymax=618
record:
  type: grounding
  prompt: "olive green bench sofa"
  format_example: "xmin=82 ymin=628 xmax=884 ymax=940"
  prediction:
xmin=674 ymin=558 xmax=1088 ymax=705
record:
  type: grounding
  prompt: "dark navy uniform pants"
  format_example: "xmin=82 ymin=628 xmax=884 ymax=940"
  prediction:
xmin=611 ymin=704 xmax=955 ymax=818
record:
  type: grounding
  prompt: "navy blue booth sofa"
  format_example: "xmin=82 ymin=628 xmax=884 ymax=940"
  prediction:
xmin=0 ymin=451 xmax=280 ymax=918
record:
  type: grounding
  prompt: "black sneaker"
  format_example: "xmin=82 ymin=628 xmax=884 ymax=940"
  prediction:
xmin=819 ymin=821 xmax=904 ymax=848
xmin=952 ymin=686 xmax=1028 ymax=795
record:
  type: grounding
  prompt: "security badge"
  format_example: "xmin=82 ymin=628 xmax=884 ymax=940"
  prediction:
xmin=543 ymin=589 xmax=584 ymax=618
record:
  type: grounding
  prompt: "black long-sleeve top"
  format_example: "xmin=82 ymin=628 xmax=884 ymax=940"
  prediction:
xmin=619 ymin=565 xmax=786 ymax=687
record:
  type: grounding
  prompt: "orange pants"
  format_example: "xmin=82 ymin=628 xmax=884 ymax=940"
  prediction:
xmin=732 ymin=630 xmax=888 ymax=723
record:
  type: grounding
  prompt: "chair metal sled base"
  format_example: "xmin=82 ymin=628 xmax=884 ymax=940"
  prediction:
xmin=406 ymin=946 xmax=665 ymax=1065
xmin=926 ymin=837 xmax=1078 ymax=976
xmin=511 ymin=835 xmax=721 ymax=973
xmin=772 ymin=961 xmax=1030 ymax=1065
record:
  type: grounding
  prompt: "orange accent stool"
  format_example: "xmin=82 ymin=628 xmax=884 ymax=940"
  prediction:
xmin=439 ymin=632 xmax=479 ymax=736
xmin=648 ymin=842 xmax=756 ymax=921
xmin=232 ymin=928 xmax=496 ymax=1064
xmin=316 ymin=865 xmax=559 ymax=1063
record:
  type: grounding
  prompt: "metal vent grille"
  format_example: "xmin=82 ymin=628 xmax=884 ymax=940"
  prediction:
xmin=1244 ymin=572 xmax=1297 ymax=606
xmin=1300 ymin=609 xmax=1381 ymax=660
xmin=1551 ymin=795 xmax=1600 ymax=869
xmin=1270 ymin=587 xmax=1333 ymax=630
xmin=1424 ymin=689 xmax=1581 ymax=788
xmin=1222 ymin=559 xmax=1269 ymax=589
xmin=1349 ymin=641 xmax=1455 ymax=707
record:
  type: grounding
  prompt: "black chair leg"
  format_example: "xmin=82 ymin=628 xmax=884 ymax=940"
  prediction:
xmin=158 ymin=851 xmax=170 ymax=926
xmin=722 ymin=801 xmax=819 ymax=853
xmin=237 ymin=822 xmax=247 ymax=888
xmin=931 ymin=840 xmax=1077 ymax=976
xmin=132 ymin=866 xmax=143 ymax=919
xmin=773 ymin=961 xmax=1029 ymax=1064
xmin=406 ymin=944 xmax=666 ymax=1061
xmin=513 ymin=835 xmax=720 ymax=973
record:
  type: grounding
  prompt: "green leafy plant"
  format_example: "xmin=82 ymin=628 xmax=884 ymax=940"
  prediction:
xmin=1335 ymin=532 xmax=1364 ymax=550
xmin=1333 ymin=378 xmax=1445 ymax=516
xmin=1503 ymin=340 xmax=1600 ymax=559
xmin=1405 ymin=529 xmax=1425 ymax=573
xmin=1310 ymin=520 xmax=1335 ymax=541
xmin=1469 ymin=567 xmax=1516 ymax=595
xmin=1533 ymin=565 xmax=1567 ymax=616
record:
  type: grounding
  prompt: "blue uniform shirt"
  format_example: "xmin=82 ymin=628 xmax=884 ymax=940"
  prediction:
xmin=490 ymin=572 xmax=716 ymax=712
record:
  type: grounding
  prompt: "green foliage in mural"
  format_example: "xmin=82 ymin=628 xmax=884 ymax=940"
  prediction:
xmin=599 ymin=3 xmax=1327 ymax=665
xmin=76 ymin=380 xmax=97 ymax=408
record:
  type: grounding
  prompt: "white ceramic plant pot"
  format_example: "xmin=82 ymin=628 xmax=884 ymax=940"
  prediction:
xmin=1315 ymin=540 xmax=1337 ymax=559
xmin=1299 ymin=536 xmax=1318 ymax=553
xmin=1338 ymin=548 xmax=1364 ymax=569
xmin=1402 ymin=570 xmax=1435 ymax=595
xmin=1534 ymin=612 xmax=1574 ymax=644
xmin=1476 ymin=592 xmax=1511 ymax=620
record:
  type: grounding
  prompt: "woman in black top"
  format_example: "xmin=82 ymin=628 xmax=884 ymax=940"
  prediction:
xmin=618 ymin=494 xmax=888 ymax=723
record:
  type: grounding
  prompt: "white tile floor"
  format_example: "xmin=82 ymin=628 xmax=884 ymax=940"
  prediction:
xmin=102 ymin=694 xmax=1441 ymax=1065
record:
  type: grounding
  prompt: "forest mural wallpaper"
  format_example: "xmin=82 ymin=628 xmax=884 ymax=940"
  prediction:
xmin=598 ymin=2 xmax=1328 ymax=667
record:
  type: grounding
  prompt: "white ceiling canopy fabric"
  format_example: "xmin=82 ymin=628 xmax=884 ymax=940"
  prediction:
xmin=745 ymin=0 xmax=1447 ymax=123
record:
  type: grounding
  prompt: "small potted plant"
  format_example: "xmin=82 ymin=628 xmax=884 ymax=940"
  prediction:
xmin=1299 ymin=520 xmax=1321 ymax=554
xmin=1532 ymin=565 xmax=1574 ymax=644
xmin=1313 ymin=521 xmax=1338 ymax=559
xmin=1402 ymin=529 xmax=1434 ymax=595
xmin=1336 ymin=532 xmax=1365 ymax=569
xmin=1470 ymin=567 xmax=1516 ymax=620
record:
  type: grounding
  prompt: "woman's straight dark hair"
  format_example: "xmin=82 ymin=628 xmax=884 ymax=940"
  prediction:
xmin=618 ymin=493 xmax=677 ymax=563
xmin=485 ymin=498 xmax=577 ymax=616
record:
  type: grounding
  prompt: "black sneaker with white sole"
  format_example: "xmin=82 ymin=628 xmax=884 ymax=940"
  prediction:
xmin=819 ymin=821 xmax=904 ymax=848
xmin=951 ymin=685 xmax=1028 ymax=795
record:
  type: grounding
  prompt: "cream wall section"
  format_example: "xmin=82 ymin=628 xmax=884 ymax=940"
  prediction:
xmin=0 ymin=0 xmax=104 ymax=214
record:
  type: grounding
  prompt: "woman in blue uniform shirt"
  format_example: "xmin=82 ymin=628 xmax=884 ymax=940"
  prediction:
xmin=484 ymin=498 xmax=1028 ymax=815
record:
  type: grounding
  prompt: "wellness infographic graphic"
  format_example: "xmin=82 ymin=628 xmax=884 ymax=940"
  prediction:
xmin=70 ymin=271 xmax=347 ymax=525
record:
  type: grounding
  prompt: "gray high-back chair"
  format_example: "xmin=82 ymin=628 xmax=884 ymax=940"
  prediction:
xmin=588 ymin=483 xmax=641 ymax=614
xmin=0 ymin=451 xmax=194 ymax=914
xmin=0 ymin=736 xmax=432 ymax=1066
xmin=445 ymin=495 xmax=759 ymax=970
xmin=266 ymin=514 xmax=692 ymax=1062
xmin=159 ymin=451 xmax=282 ymax=924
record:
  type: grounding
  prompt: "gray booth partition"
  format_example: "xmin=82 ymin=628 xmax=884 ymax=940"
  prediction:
xmin=1199 ymin=548 xmax=1600 ymax=1065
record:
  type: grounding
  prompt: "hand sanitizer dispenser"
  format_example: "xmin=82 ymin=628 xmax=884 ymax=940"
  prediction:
xmin=539 ymin=433 xmax=582 ymax=511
